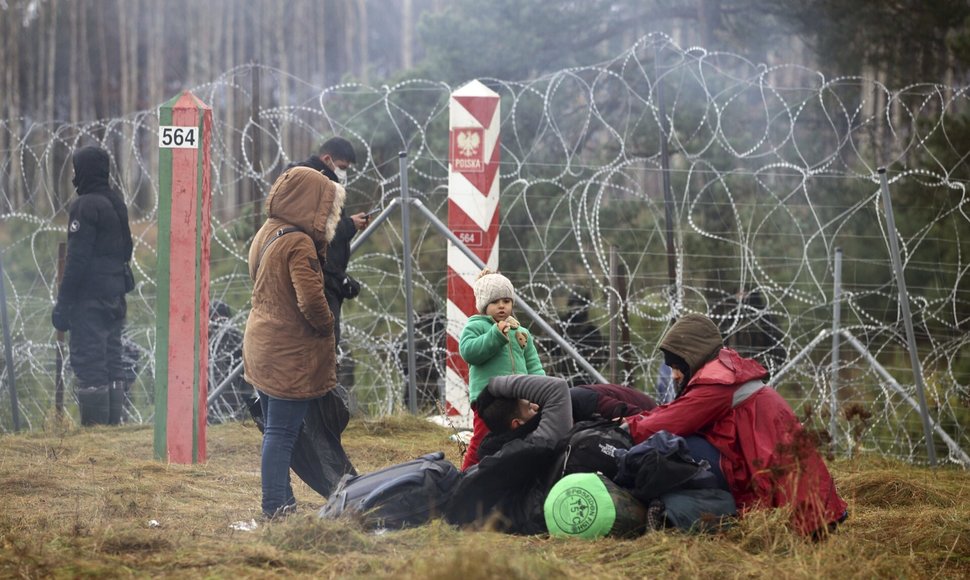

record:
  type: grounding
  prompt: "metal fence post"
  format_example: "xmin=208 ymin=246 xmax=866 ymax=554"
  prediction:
xmin=0 ymin=252 xmax=21 ymax=431
xmin=400 ymin=152 xmax=418 ymax=414
xmin=878 ymin=168 xmax=937 ymax=466
xmin=829 ymin=247 xmax=843 ymax=454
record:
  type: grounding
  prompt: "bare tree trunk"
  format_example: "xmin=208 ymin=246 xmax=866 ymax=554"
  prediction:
xmin=235 ymin=2 xmax=251 ymax=219
xmin=259 ymin=2 xmax=272 ymax=73
xmin=222 ymin=5 xmax=235 ymax=218
xmin=344 ymin=2 xmax=356 ymax=78
xmin=0 ymin=6 xmax=10 ymax=211
xmin=78 ymin=2 xmax=92 ymax=121
xmin=402 ymin=0 xmax=413 ymax=70
xmin=236 ymin=4 xmax=248 ymax=84
xmin=356 ymin=0 xmax=368 ymax=82
xmin=275 ymin=4 xmax=289 ymax=171
xmin=116 ymin=0 xmax=135 ymax=195
xmin=140 ymin=0 xmax=166 ymax=217
xmin=318 ymin=1 xmax=327 ymax=85
xmin=209 ymin=4 xmax=224 ymax=86
xmin=70 ymin=0 xmax=81 ymax=125
xmin=187 ymin=2 xmax=200 ymax=83
xmin=696 ymin=0 xmax=721 ymax=49
xmin=46 ymin=0 xmax=58 ymax=125
xmin=208 ymin=1 xmax=228 ymax=220
xmin=97 ymin=10 xmax=110 ymax=123
xmin=117 ymin=0 xmax=135 ymax=116
xmin=26 ymin=10 xmax=37 ymax=133
xmin=228 ymin=2 xmax=241 ymax=218
xmin=42 ymin=0 xmax=59 ymax=215
xmin=147 ymin=1 xmax=165 ymax=117
xmin=289 ymin=2 xmax=316 ymax=158
xmin=239 ymin=3 xmax=255 ymax=222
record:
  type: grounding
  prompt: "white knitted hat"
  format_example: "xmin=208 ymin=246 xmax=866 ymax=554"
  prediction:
xmin=473 ymin=269 xmax=515 ymax=313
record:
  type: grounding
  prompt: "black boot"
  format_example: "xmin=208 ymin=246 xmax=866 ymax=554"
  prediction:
xmin=108 ymin=381 xmax=128 ymax=425
xmin=76 ymin=384 xmax=110 ymax=426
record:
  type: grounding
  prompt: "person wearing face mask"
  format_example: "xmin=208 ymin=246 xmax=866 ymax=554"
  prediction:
xmin=621 ymin=314 xmax=847 ymax=537
xmin=289 ymin=137 xmax=367 ymax=347
xmin=51 ymin=145 xmax=134 ymax=426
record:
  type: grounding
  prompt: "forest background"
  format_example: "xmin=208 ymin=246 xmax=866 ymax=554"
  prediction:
xmin=4 ymin=0 xmax=968 ymax=210
xmin=1 ymin=0 xmax=969 ymax=467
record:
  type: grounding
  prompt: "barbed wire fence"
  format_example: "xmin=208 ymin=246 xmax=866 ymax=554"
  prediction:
xmin=1 ymin=34 xmax=968 ymax=466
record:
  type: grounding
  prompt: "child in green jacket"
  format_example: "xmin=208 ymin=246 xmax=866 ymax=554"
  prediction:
xmin=459 ymin=269 xmax=545 ymax=470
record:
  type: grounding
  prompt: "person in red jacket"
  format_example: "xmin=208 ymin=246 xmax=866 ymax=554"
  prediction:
xmin=622 ymin=313 xmax=847 ymax=536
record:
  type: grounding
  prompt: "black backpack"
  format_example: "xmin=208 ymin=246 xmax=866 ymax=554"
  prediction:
xmin=319 ymin=452 xmax=459 ymax=529
xmin=554 ymin=419 xmax=634 ymax=480
xmin=613 ymin=430 xmax=717 ymax=503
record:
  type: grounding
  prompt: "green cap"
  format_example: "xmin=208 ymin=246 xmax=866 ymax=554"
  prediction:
xmin=544 ymin=473 xmax=617 ymax=539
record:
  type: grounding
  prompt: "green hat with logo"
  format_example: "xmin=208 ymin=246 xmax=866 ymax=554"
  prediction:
xmin=544 ymin=473 xmax=646 ymax=539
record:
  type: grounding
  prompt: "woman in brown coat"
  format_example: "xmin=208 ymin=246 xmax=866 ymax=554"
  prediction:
xmin=243 ymin=167 xmax=345 ymax=518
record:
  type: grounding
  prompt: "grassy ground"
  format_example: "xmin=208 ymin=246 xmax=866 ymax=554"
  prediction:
xmin=1 ymin=415 xmax=968 ymax=579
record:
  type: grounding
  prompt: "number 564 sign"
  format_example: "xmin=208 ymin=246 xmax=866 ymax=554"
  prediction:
xmin=158 ymin=126 xmax=199 ymax=149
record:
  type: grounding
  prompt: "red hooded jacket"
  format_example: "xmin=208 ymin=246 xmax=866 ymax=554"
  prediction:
xmin=627 ymin=315 xmax=847 ymax=534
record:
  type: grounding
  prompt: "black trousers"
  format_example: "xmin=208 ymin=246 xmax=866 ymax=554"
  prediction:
xmin=69 ymin=295 xmax=126 ymax=387
xmin=325 ymin=291 xmax=344 ymax=347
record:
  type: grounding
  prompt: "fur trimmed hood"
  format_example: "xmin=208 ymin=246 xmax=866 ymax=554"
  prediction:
xmin=266 ymin=166 xmax=346 ymax=249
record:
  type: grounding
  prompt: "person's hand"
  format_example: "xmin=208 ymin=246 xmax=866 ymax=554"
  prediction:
xmin=496 ymin=320 xmax=510 ymax=336
xmin=51 ymin=302 xmax=70 ymax=332
xmin=351 ymin=212 xmax=368 ymax=231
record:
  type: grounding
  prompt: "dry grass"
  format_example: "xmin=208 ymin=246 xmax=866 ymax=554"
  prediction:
xmin=1 ymin=414 xmax=968 ymax=579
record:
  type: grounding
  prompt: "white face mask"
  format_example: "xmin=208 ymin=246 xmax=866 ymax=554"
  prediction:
xmin=333 ymin=167 xmax=348 ymax=183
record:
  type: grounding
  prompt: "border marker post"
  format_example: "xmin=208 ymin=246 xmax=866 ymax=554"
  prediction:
xmin=445 ymin=80 xmax=501 ymax=428
xmin=154 ymin=91 xmax=212 ymax=464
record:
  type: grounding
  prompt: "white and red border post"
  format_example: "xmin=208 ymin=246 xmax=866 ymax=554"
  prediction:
xmin=445 ymin=80 xmax=501 ymax=428
xmin=154 ymin=91 xmax=212 ymax=463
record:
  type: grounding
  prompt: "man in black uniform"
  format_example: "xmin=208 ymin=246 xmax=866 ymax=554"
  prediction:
xmin=289 ymin=137 xmax=367 ymax=347
xmin=51 ymin=146 xmax=134 ymax=426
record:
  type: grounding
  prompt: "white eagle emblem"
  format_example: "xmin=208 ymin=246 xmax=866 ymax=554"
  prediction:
xmin=456 ymin=130 xmax=481 ymax=157
xmin=69 ymin=220 xmax=80 ymax=233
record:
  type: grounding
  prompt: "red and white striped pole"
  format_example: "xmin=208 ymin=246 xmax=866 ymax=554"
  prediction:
xmin=445 ymin=80 xmax=501 ymax=428
xmin=154 ymin=91 xmax=212 ymax=463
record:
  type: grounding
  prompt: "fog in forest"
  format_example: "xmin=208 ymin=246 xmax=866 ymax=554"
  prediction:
xmin=2 ymin=0 xmax=965 ymax=126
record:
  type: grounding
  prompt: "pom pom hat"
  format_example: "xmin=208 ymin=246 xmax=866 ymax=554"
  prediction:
xmin=473 ymin=269 xmax=515 ymax=313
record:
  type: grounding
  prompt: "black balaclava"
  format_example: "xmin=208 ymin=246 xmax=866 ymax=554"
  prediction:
xmin=662 ymin=349 xmax=691 ymax=388
xmin=72 ymin=146 xmax=112 ymax=195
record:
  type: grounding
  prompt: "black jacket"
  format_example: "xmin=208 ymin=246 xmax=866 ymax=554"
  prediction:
xmin=447 ymin=376 xmax=573 ymax=534
xmin=288 ymin=155 xmax=357 ymax=302
xmin=58 ymin=146 xmax=133 ymax=302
